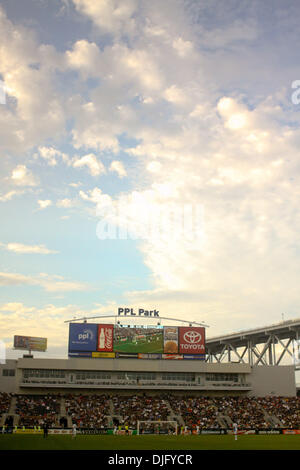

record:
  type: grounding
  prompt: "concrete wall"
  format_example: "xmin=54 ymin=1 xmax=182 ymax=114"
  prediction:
xmin=0 ymin=360 xmax=17 ymax=393
xmin=248 ymin=365 xmax=296 ymax=397
xmin=17 ymin=357 xmax=251 ymax=374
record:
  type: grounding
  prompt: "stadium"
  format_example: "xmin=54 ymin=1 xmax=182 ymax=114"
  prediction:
xmin=0 ymin=313 xmax=299 ymax=450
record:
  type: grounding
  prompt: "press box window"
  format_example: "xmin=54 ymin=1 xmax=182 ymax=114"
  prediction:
xmin=2 ymin=369 xmax=15 ymax=377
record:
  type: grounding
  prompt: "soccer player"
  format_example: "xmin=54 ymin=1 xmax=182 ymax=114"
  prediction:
xmin=43 ymin=421 xmax=48 ymax=438
xmin=72 ymin=423 xmax=77 ymax=439
xmin=233 ymin=422 xmax=238 ymax=441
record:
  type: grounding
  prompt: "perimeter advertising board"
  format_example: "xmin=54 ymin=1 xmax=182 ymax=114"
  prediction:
xmin=68 ymin=324 xmax=206 ymax=358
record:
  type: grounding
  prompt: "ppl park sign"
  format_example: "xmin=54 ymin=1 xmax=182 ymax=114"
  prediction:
xmin=118 ymin=307 xmax=159 ymax=317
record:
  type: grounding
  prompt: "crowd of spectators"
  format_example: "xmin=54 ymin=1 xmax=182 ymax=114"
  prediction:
xmin=65 ymin=394 xmax=110 ymax=428
xmin=0 ymin=392 xmax=11 ymax=417
xmin=169 ymin=396 xmax=300 ymax=429
xmin=8 ymin=393 xmax=300 ymax=430
xmin=222 ymin=397 xmax=271 ymax=428
xmin=170 ymin=396 xmax=223 ymax=429
xmin=15 ymin=395 xmax=60 ymax=427
xmin=112 ymin=395 xmax=170 ymax=427
xmin=257 ymin=396 xmax=300 ymax=429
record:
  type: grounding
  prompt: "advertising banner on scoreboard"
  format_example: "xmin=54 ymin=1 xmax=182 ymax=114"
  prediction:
xmin=68 ymin=323 xmax=98 ymax=352
xmin=97 ymin=324 xmax=114 ymax=352
xmin=183 ymin=354 xmax=206 ymax=360
xmin=162 ymin=354 xmax=183 ymax=360
xmin=92 ymin=352 xmax=115 ymax=358
xmin=68 ymin=351 xmax=92 ymax=357
xmin=138 ymin=353 xmax=161 ymax=359
xmin=179 ymin=327 xmax=205 ymax=354
xmin=115 ymin=352 xmax=139 ymax=359
xmin=163 ymin=327 xmax=178 ymax=354
xmin=114 ymin=327 xmax=163 ymax=354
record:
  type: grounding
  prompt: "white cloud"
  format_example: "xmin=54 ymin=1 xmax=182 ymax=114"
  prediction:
xmin=109 ymin=160 xmax=127 ymax=178
xmin=65 ymin=40 xmax=102 ymax=78
xmin=0 ymin=190 xmax=25 ymax=202
xmin=38 ymin=199 xmax=52 ymax=210
xmin=0 ymin=271 xmax=89 ymax=292
xmin=79 ymin=187 xmax=112 ymax=211
xmin=56 ymin=198 xmax=75 ymax=208
xmin=163 ymin=85 xmax=188 ymax=106
xmin=0 ymin=242 xmax=58 ymax=255
xmin=36 ymin=146 xmax=70 ymax=166
xmin=146 ymin=161 xmax=162 ymax=173
xmin=73 ymin=153 xmax=106 ymax=176
xmin=217 ymin=97 xmax=252 ymax=130
xmin=172 ymin=37 xmax=193 ymax=57
xmin=0 ymin=8 xmax=66 ymax=153
xmin=71 ymin=0 xmax=138 ymax=35
xmin=11 ymin=165 xmax=39 ymax=187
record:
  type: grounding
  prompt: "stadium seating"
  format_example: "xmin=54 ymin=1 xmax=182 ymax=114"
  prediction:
xmin=111 ymin=394 xmax=170 ymax=427
xmin=15 ymin=394 xmax=60 ymax=427
xmin=65 ymin=394 xmax=111 ymax=428
xmin=0 ymin=392 xmax=11 ymax=418
xmin=5 ymin=393 xmax=300 ymax=429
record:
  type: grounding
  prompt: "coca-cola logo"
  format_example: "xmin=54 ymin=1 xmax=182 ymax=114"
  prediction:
xmin=105 ymin=328 xmax=112 ymax=348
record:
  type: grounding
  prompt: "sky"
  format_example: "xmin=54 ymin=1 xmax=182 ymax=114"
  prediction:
xmin=1 ymin=0 xmax=300 ymax=364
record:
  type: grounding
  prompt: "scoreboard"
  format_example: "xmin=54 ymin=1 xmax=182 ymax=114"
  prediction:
xmin=68 ymin=323 xmax=205 ymax=360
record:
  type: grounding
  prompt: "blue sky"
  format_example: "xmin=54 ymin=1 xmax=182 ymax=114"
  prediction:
xmin=1 ymin=0 xmax=300 ymax=362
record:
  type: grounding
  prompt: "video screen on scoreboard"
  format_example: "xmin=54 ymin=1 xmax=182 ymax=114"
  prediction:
xmin=113 ymin=327 xmax=163 ymax=354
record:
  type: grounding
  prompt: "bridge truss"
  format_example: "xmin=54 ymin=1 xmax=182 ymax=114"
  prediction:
xmin=205 ymin=318 xmax=300 ymax=369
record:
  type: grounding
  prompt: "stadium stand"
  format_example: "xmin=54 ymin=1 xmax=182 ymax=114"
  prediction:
xmin=220 ymin=397 xmax=271 ymax=428
xmin=111 ymin=394 xmax=170 ymax=427
xmin=65 ymin=394 xmax=111 ymax=428
xmin=15 ymin=394 xmax=60 ymax=427
xmin=0 ymin=393 xmax=11 ymax=419
xmin=257 ymin=396 xmax=300 ymax=429
xmin=2 ymin=393 xmax=299 ymax=430
xmin=169 ymin=396 xmax=223 ymax=429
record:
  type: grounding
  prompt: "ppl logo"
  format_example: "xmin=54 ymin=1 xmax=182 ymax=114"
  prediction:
xmin=183 ymin=330 xmax=202 ymax=344
xmin=78 ymin=329 xmax=94 ymax=341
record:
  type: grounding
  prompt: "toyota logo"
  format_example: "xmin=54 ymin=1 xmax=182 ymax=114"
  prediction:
xmin=183 ymin=331 xmax=201 ymax=344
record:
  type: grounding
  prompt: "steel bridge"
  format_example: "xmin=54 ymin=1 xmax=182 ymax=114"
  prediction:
xmin=206 ymin=318 xmax=300 ymax=369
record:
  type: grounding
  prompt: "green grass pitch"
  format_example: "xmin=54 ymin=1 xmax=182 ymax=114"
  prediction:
xmin=0 ymin=434 xmax=299 ymax=450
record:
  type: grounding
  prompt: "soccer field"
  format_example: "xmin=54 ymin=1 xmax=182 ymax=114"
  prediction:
xmin=0 ymin=434 xmax=299 ymax=450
